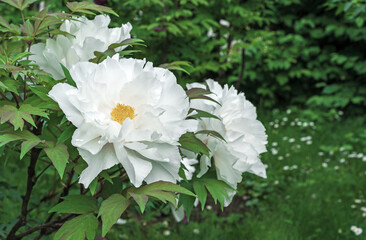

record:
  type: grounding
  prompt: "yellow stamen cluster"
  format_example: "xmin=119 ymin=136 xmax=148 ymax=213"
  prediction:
xmin=110 ymin=103 xmax=136 ymax=125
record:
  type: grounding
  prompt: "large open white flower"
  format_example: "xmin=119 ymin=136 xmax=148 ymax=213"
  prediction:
xmin=30 ymin=15 xmax=132 ymax=80
xmin=49 ymin=55 xmax=197 ymax=188
xmin=187 ymin=79 xmax=267 ymax=203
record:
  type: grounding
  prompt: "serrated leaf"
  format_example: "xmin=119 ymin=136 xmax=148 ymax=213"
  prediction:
xmin=199 ymin=178 xmax=232 ymax=209
xmin=98 ymin=194 xmax=130 ymax=237
xmin=60 ymin=64 xmax=76 ymax=87
xmin=54 ymin=213 xmax=98 ymax=240
xmin=193 ymin=181 xmax=207 ymax=210
xmin=49 ymin=195 xmax=98 ymax=214
xmin=44 ymin=142 xmax=69 ymax=178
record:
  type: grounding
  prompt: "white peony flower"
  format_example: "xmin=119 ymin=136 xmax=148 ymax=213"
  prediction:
xmin=30 ymin=15 xmax=132 ymax=80
xmin=48 ymin=55 xmax=197 ymax=188
xmin=187 ymin=79 xmax=267 ymax=205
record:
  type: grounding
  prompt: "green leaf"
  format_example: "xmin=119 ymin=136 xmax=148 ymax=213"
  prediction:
xmin=0 ymin=79 xmax=19 ymax=95
xmin=54 ymin=213 xmax=98 ymax=240
xmin=57 ymin=125 xmax=76 ymax=143
xmin=0 ymin=0 xmax=20 ymax=9
xmin=66 ymin=1 xmax=119 ymax=17
xmin=193 ymin=181 xmax=207 ymax=210
xmin=199 ymin=178 xmax=232 ymax=209
xmin=20 ymin=104 xmax=49 ymax=118
xmin=98 ymin=194 xmax=130 ymax=237
xmin=129 ymin=192 xmax=148 ymax=213
xmin=20 ymin=0 xmax=38 ymax=10
xmin=49 ymin=195 xmax=98 ymax=214
xmin=88 ymin=178 xmax=98 ymax=196
xmin=60 ymin=64 xmax=76 ymax=87
xmin=127 ymin=181 xmax=195 ymax=213
xmin=186 ymin=87 xmax=211 ymax=98
xmin=20 ymin=137 xmax=41 ymax=159
xmin=179 ymin=132 xmax=210 ymax=156
xmin=195 ymin=130 xmax=226 ymax=142
xmin=108 ymin=38 xmax=146 ymax=50
xmin=0 ymin=133 xmax=23 ymax=147
xmin=177 ymin=182 xmax=195 ymax=219
xmin=44 ymin=142 xmax=69 ymax=178
xmin=188 ymin=108 xmax=220 ymax=120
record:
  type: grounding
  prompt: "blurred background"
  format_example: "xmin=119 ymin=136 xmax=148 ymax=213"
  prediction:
xmin=1 ymin=0 xmax=366 ymax=239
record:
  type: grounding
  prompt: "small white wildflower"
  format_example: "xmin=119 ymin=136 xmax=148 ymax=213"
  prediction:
xmin=163 ymin=230 xmax=171 ymax=236
xmin=318 ymin=152 xmax=324 ymax=156
xmin=286 ymin=109 xmax=292 ymax=114
xmin=297 ymin=121 xmax=302 ymax=126
xmin=361 ymin=207 xmax=366 ymax=212
xmin=286 ymin=153 xmax=291 ymax=157
xmin=274 ymin=123 xmax=279 ymax=128
xmin=334 ymin=166 xmax=339 ymax=170
xmin=306 ymin=141 xmax=312 ymax=145
xmin=289 ymin=138 xmax=295 ymax=143
xmin=272 ymin=142 xmax=278 ymax=147
xmin=193 ymin=228 xmax=200 ymax=234
xmin=291 ymin=165 xmax=298 ymax=170
xmin=340 ymin=158 xmax=346 ymax=163
xmin=351 ymin=205 xmax=357 ymax=208
xmin=290 ymin=122 xmax=295 ymax=126
xmin=282 ymin=117 xmax=288 ymax=122
xmin=357 ymin=153 xmax=364 ymax=158
xmin=362 ymin=156 xmax=366 ymax=162
xmin=271 ymin=148 xmax=278 ymax=155
xmin=355 ymin=199 xmax=362 ymax=204
xmin=278 ymin=156 xmax=284 ymax=161
xmin=322 ymin=163 xmax=328 ymax=168
xmin=274 ymin=180 xmax=279 ymax=185
xmin=219 ymin=19 xmax=230 ymax=27
xmin=283 ymin=166 xmax=289 ymax=171
xmin=206 ymin=205 xmax=212 ymax=210
xmin=309 ymin=122 xmax=315 ymax=126
xmin=303 ymin=122 xmax=308 ymax=127
xmin=283 ymin=136 xmax=288 ymax=141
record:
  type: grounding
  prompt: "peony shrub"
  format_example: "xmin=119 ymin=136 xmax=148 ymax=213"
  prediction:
xmin=0 ymin=2 xmax=267 ymax=239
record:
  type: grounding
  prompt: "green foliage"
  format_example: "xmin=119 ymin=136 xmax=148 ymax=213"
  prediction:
xmin=49 ymin=195 xmax=98 ymax=214
xmin=44 ymin=142 xmax=69 ymax=178
xmin=98 ymin=194 xmax=130 ymax=237
xmin=127 ymin=181 xmax=196 ymax=213
xmin=54 ymin=213 xmax=98 ymax=240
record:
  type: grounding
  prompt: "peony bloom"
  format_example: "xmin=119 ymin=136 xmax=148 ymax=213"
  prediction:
xmin=30 ymin=15 xmax=132 ymax=80
xmin=187 ymin=79 xmax=267 ymax=204
xmin=49 ymin=55 xmax=197 ymax=188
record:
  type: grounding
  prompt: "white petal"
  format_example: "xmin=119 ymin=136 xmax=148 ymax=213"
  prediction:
xmin=78 ymin=144 xmax=119 ymax=188
xmin=48 ymin=83 xmax=83 ymax=126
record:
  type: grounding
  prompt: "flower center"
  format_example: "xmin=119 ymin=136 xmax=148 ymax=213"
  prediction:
xmin=110 ymin=103 xmax=136 ymax=125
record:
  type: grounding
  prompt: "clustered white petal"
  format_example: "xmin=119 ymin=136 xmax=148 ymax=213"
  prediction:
xmin=49 ymin=55 xmax=197 ymax=188
xmin=30 ymin=15 xmax=132 ymax=80
xmin=187 ymin=79 xmax=267 ymax=204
